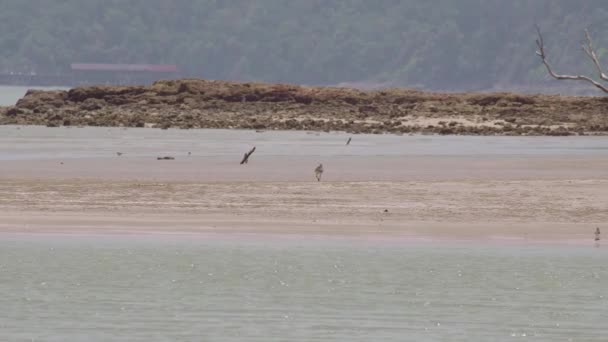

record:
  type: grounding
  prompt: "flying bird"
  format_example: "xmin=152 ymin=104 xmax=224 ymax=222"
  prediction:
xmin=240 ymin=146 xmax=256 ymax=165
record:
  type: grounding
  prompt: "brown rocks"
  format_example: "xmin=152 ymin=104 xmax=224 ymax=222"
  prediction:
xmin=80 ymin=98 xmax=106 ymax=111
xmin=1 ymin=78 xmax=607 ymax=135
xmin=15 ymin=90 xmax=66 ymax=110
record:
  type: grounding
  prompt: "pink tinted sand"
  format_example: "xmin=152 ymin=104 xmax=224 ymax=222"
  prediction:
xmin=1 ymin=152 xmax=607 ymax=244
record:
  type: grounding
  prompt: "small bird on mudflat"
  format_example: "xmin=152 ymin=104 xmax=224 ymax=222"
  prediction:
xmin=116 ymin=152 xmax=123 ymax=156
xmin=595 ymin=227 xmax=601 ymax=241
xmin=346 ymin=137 xmax=352 ymax=145
xmin=314 ymin=163 xmax=324 ymax=181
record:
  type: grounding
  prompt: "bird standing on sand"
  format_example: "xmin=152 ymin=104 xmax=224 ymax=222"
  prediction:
xmin=315 ymin=163 xmax=324 ymax=181
xmin=595 ymin=227 xmax=601 ymax=241
xmin=116 ymin=152 xmax=123 ymax=156
xmin=346 ymin=137 xmax=352 ymax=145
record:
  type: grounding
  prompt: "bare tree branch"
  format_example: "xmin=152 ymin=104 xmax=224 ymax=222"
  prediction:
xmin=535 ymin=25 xmax=608 ymax=93
xmin=581 ymin=29 xmax=608 ymax=81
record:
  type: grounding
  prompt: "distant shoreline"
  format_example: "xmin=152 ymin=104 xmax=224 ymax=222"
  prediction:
xmin=0 ymin=72 xmax=175 ymax=88
xmin=2 ymin=78 xmax=608 ymax=136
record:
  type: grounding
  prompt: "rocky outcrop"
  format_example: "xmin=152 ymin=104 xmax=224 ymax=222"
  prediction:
xmin=1 ymin=78 xmax=608 ymax=135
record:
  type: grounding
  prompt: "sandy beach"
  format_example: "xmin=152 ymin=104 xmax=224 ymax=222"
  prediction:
xmin=1 ymin=126 xmax=607 ymax=242
xmin=1 ymin=177 xmax=607 ymax=241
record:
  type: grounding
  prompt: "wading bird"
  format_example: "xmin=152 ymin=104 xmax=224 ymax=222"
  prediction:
xmin=314 ymin=163 xmax=324 ymax=181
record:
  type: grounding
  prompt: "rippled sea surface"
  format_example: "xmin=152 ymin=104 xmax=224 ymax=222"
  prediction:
xmin=0 ymin=236 xmax=606 ymax=341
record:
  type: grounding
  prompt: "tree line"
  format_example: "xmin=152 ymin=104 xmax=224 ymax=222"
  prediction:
xmin=2 ymin=0 xmax=608 ymax=92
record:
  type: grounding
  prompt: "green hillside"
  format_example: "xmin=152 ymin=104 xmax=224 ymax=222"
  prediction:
xmin=2 ymin=0 xmax=608 ymax=92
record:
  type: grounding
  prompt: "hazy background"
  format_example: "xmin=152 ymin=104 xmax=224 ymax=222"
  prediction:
xmin=2 ymin=0 xmax=608 ymax=93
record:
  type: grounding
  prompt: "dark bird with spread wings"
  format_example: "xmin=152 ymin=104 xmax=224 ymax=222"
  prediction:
xmin=240 ymin=146 xmax=256 ymax=165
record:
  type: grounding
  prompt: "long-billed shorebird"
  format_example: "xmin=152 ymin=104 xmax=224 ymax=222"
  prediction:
xmin=314 ymin=163 xmax=324 ymax=181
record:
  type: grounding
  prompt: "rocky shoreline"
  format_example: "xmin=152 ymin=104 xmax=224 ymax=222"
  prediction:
xmin=1 ymin=78 xmax=608 ymax=135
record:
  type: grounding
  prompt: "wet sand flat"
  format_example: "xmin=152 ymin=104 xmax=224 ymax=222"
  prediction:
xmin=2 ymin=155 xmax=608 ymax=182
xmin=1 ymin=168 xmax=607 ymax=241
xmin=1 ymin=126 xmax=608 ymax=241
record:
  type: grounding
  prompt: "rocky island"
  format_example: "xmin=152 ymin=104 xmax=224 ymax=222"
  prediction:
xmin=2 ymin=78 xmax=608 ymax=135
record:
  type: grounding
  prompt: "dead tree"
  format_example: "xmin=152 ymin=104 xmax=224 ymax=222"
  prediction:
xmin=240 ymin=146 xmax=256 ymax=164
xmin=535 ymin=25 xmax=608 ymax=93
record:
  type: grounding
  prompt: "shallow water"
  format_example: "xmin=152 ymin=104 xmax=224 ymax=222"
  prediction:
xmin=0 ymin=236 xmax=605 ymax=341
xmin=0 ymin=86 xmax=68 ymax=106
xmin=2 ymin=125 xmax=608 ymax=161
xmin=2 ymin=115 xmax=608 ymax=341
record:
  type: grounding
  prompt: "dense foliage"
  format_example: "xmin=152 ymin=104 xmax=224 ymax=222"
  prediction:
xmin=2 ymin=0 xmax=608 ymax=91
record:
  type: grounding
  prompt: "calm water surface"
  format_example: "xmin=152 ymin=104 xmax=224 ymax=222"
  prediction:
xmin=2 ymin=125 xmax=608 ymax=161
xmin=0 ymin=86 xmax=68 ymax=106
xmin=0 ymin=236 xmax=606 ymax=341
